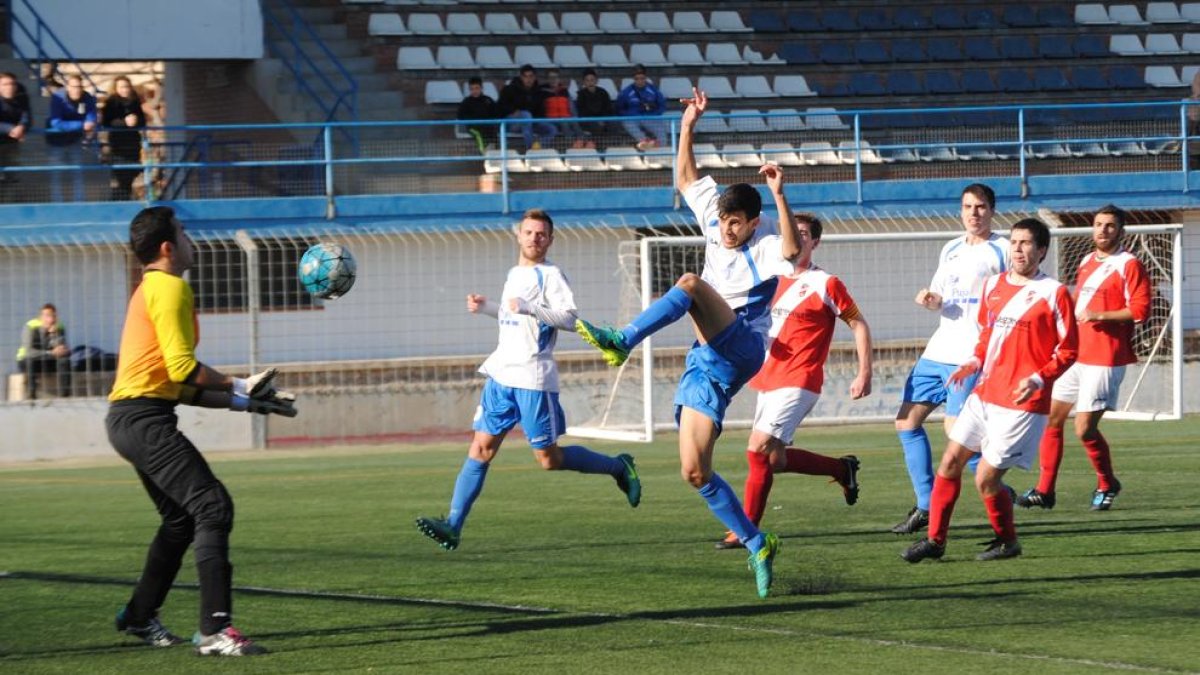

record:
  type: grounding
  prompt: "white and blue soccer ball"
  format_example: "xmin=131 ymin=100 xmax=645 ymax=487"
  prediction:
xmin=299 ymin=242 xmax=357 ymax=300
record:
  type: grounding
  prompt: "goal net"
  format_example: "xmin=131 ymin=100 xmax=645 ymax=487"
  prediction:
xmin=565 ymin=224 xmax=1183 ymax=442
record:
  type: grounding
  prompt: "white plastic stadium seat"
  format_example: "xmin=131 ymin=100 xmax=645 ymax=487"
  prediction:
xmin=603 ymin=146 xmax=651 ymax=170
xmin=523 ymin=12 xmax=560 ymax=34
xmin=368 ymin=13 xmax=409 ymax=35
xmin=635 ymin=12 xmax=673 ymax=33
xmin=838 ymin=141 xmax=884 ymax=165
xmin=920 ymin=145 xmax=959 ymax=162
xmin=774 ymin=75 xmax=816 ymax=97
xmin=722 ymin=143 xmax=762 ymax=167
xmin=484 ymin=149 xmax=527 ymax=173
xmin=1109 ymin=4 xmax=1150 ymax=24
xmin=747 ymin=46 xmax=784 ymax=64
xmin=1147 ymin=2 xmax=1189 ymax=22
xmin=561 ymin=12 xmax=602 ymax=34
xmin=396 ymin=46 xmax=438 ymax=69
xmin=1183 ymin=65 xmax=1200 ymax=84
xmin=436 ymin=46 xmax=477 ymax=69
xmin=710 ymin=10 xmax=751 ymax=32
xmin=658 ymin=76 xmax=694 ymax=100
xmin=698 ymin=75 xmax=737 ymax=98
xmin=564 ymin=148 xmax=608 ymax=171
xmin=1183 ymin=3 xmax=1200 ymax=22
xmin=483 ymin=12 xmax=523 ymax=34
xmin=513 ymin=45 xmax=554 ymax=69
xmin=1145 ymin=65 xmax=1186 ymax=86
xmin=728 ymin=109 xmax=770 ymax=133
xmin=641 ymin=147 xmax=671 ymax=170
xmin=445 ymin=12 xmax=487 ymax=34
xmin=735 ymin=76 xmax=777 ymax=98
xmin=425 ymin=80 xmax=462 ymax=103
xmin=1108 ymin=141 xmax=1148 ymax=156
xmin=672 ymin=11 xmax=710 ymax=32
xmin=344 ymin=0 xmax=385 ymax=4
xmin=629 ymin=43 xmax=671 ymax=67
xmin=799 ymin=142 xmax=840 ymax=166
xmin=1182 ymin=33 xmax=1200 ymax=52
xmin=407 ymin=13 xmax=449 ymax=34
xmin=1075 ymin=3 xmax=1116 ymax=24
xmin=693 ymin=143 xmax=728 ymax=169
xmin=667 ymin=43 xmax=706 ymax=66
xmin=525 ymin=149 xmax=570 ymax=172
xmin=759 ymin=142 xmax=804 ymax=166
xmin=696 ymin=114 xmax=732 ymax=134
xmin=475 ymin=45 xmax=516 ymax=70
xmin=706 ymin=43 xmax=746 ymax=65
xmin=766 ymin=108 xmax=805 ymax=131
xmin=597 ymin=77 xmax=619 ymax=99
xmin=552 ymin=45 xmax=593 ymax=67
xmin=806 ymin=108 xmax=849 ymax=130
xmin=592 ymin=44 xmax=630 ymax=67
xmin=598 ymin=11 xmax=639 ymax=33
xmin=1109 ymin=35 xmax=1147 ymax=55
xmin=1146 ymin=33 xmax=1187 ymax=53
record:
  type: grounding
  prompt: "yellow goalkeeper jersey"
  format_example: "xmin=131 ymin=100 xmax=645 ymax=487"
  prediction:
xmin=109 ymin=270 xmax=200 ymax=402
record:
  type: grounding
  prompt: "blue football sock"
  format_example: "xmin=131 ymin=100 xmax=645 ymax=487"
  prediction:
xmin=620 ymin=286 xmax=691 ymax=349
xmin=559 ymin=445 xmax=623 ymax=475
xmin=447 ymin=457 xmax=489 ymax=534
xmin=898 ymin=427 xmax=934 ymax=511
xmin=698 ymin=472 xmax=763 ymax=554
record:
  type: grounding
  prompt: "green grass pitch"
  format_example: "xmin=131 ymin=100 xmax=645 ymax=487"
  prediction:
xmin=2 ymin=418 xmax=1198 ymax=673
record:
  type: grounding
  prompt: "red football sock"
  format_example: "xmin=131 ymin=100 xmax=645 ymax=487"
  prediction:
xmin=783 ymin=447 xmax=843 ymax=479
xmin=1083 ymin=434 xmax=1116 ymax=491
xmin=1036 ymin=425 xmax=1065 ymax=494
xmin=742 ymin=451 xmax=773 ymax=526
xmin=927 ymin=474 xmax=962 ymax=546
xmin=983 ymin=489 xmax=1017 ymax=542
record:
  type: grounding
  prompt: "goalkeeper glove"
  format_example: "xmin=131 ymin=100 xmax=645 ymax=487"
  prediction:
xmin=231 ymin=390 xmax=298 ymax=417
xmin=233 ymin=368 xmax=296 ymax=402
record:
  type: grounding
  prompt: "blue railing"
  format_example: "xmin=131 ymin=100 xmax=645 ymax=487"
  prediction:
xmin=8 ymin=0 xmax=103 ymax=95
xmin=2 ymin=99 xmax=1197 ymax=214
xmin=260 ymin=0 xmax=358 ymax=151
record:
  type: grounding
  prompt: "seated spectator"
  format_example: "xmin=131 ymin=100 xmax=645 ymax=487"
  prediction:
xmin=498 ymin=64 xmax=556 ymax=151
xmin=576 ymin=68 xmax=615 ymax=150
xmin=0 ymin=72 xmax=29 ymax=184
xmin=457 ymin=76 xmax=500 ymax=154
xmin=101 ymin=76 xmax=147 ymax=201
xmin=617 ymin=65 xmax=667 ymax=151
xmin=542 ymin=69 xmax=587 ymax=148
xmin=15 ymin=303 xmax=71 ymax=399
xmin=45 ymin=75 xmax=97 ymax=202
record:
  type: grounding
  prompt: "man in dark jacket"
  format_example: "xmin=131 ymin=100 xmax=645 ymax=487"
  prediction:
xmin=457 ymin=76 xmax=499 ymax=154
xmin=101 ymin=76 xmax=147 ymax=200
xmin=0 ymin=72 xmax=29 ymax=183
xmin=616 ymin=65 xmax=667 ymax=150
xmin=497 ymin=65 xmax=556 ymax=151
xmin=576 ymin=68 xmax=614 ymax=150
xmin=15 ymin=303 xmax=71 ymax=399
xmin=46 ymin=74 xmax=97 ymax=202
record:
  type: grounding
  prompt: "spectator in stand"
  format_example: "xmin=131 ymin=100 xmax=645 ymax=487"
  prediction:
xmin=0 ymin=72 xmax=30 ymax=184
xmin=458 ymin=76 xmax=500 ymax=154
xmin=15 ymin=302 xmax=71 ymax=399
xmin=102 ymin=76 xmax=147 ymax=201
xmin=576 ymin=68 xmax=615 ymax=150
xmin=497 ymin=64 xmax=555 ymax=152
xmin=617 ymin=65 xmax=668 ymax=151
xmin=46 ymin=74 xmax=97 ymax=202
xmin=542 ymin=69 xmax=587 ymax=148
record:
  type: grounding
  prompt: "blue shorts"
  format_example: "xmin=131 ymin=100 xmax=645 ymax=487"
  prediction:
xmin=472 ymin=378 xmax=564 ymax=449
xmin=674 ymin=316 xmax=766 ymax=432
xmin=902 ymin=358 xmax=978 ymax=417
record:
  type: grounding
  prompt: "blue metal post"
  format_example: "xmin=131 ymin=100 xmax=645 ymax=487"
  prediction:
xmin=323 ymin=125 xmax=335 ymax=218
xmin=1018 ymin=108 xmax=1028 ymax=198
xmin=854 ymin=114 xmax=863 ymax=204
xmin=141 ymin=134 xmax=153 ymax=204
xmin=1181 ymin=103 xmax=1190 ymax=193
xmin=670 ymin=118 xmax=678 ymax=209
xmin=500 ymin=121 xmax=510 ymax=214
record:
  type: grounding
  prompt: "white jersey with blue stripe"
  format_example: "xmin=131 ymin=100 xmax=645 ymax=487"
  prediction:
xmin=478 ymin=262 xmax=575 ymax=392
xmin=683 ymin=176 xmax=793 ymax=339
xmin=921 ymin=232 xmax=1010 ymax=365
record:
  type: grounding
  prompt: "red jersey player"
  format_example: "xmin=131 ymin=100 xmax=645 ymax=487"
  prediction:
xmin=716 ymin=213 xmax=873 ymax=549
xmin=1017 ymin=205 xmax=1150 ymax=511
xmin=903 ymin=218 xmax=1078 ymax=563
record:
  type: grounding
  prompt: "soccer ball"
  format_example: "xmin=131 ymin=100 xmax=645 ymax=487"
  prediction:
xmin=299 ymin=243 xmax=357 ymax=299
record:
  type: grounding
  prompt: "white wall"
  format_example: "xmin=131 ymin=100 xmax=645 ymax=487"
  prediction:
xmin=12 ymin=0 xmax=262 ymax=60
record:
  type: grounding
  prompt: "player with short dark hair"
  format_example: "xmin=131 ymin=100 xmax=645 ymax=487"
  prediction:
xmin=575 ymin=89 xmax=801 ymax=597
xmin=108 ymin=205 xmax=295 ymax=656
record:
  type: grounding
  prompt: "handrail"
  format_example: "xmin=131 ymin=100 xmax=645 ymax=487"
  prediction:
xmin=9 ymin=0 xmax=104 ymax=95
xmin=160 ymin=134 xmax=214 ymax=201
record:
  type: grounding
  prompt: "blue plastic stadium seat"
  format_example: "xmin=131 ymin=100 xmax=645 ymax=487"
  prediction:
xmin=886 ymin=71 xmax=925 ymax=95
xmin=858 ymin=9 xmax=891 ymax=30
xmin=1001 ymin=37 xmax=1035 ymax=60
xmin=1038 ymin=36 xmax=1075 ymax=59
xmin=932 ymin=7 xmax=966 ymax=28
xmin=1110 ymin=66 xmax=1146 ymax=90
xmin=892 ymin=39 xmax=926 ymax=62
xmin=849 ymin=73 xmax=886 ymax=96
xmin=1034 ymin=68 xmax=1071 ymax=91
xmin=1038 ymin=6 xmax=1073 ymax=27
xmin=855 ymin=40 xmax=891 ymax=63
xmin=929 ymin=38 xmax=964 ymax=61
xmin=1073 ymin=67 xmax=1108 ymax=90
xmin=822 ymin=9 xmax=858 ymax=31
xmin=779 ymin=42 xmax=819 ymax=65
xmin=1076 ymin=35 xmax=1110 ymax=58
xmin=963 ymin=71 xmax=995 ymax=93
xmin=820 ymin=42 xmax=855 ymax=64
xmin=748 ymin=10 xmax=787 ymax=33
xmin=966 ymin=8 xmax=1000 ymax=29
xmin=926 ymin=70 xmax=963 ymax=94
xmin=787 ymin=10 xmax=821 ymax=32
xmin=1002 ymin=5 xmax=1041 ymax=27
xmin=965 ymin=40 xmax=1001 ymax=61
xmin=997 ymin=69 xmax=1035 ymax=93
xmin=893 ymin=7 xmax=930 ymax=29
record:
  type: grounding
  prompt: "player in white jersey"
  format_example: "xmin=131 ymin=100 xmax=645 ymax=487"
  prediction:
xmin=575 ymin=88 xmax=800 ymax=598
xmin=416 ymin=210 xmax=642 ymax=551
xmin=891 ymin=184 xmax=1011 ymax=535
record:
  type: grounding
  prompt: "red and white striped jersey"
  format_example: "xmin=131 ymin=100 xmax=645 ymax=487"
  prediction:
xmin=750 ymin=266 xmax=860 ymax=394
xmin=973 ymin=272 xmax=1078 ymax=413
xmin=1073 ymin=249 xmax=1151 ymax=367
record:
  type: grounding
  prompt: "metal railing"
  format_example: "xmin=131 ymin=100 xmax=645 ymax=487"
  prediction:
xmin=8 ymin=0 xmax=103 ymax=95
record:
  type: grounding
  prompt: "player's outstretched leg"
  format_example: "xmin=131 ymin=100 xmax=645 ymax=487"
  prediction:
xmin=556 ymin=445 xmax=641 ymax=507
xmin=575 ymin=319 xmax=631 ymax=367
xmin=895 ymin=427 xmax=933 ymax=533
xmin=698 ymin=472 xmax=777 ymax=596
xmin=115 ymin=607 xmax=184 ymax=647
xmin=780 ymin=448 xmax=861 ymax=505
xmin=614 ymin=453 xmax=642 ymax=507
xmin=577 ymin=286 xmax=693 ymax=367
xmin=416 ymin=457 xmax=489 ymax=550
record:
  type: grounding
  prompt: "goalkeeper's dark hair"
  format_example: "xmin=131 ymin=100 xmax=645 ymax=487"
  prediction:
xmin=795 ymin=213 xmax=823 ymax=240
xmin=1094 ymin=203 xmax=1129 ymax=230
xmin=129 ymin=206 xmax=179 ymax=264
xmin=961 ymin=182 xmax=996 ymax=210
xmin=1012 ymin=217 xmax=1050 ymax=251
xmin=717 ymin=183 xmax=762 ymax=221
xmin=521 ymin=208 xmax=554 ymax=235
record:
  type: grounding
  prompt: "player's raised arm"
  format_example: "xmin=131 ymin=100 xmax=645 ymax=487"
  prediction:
xmin=846 ymin=314 xmax=873 ymax=399
xmin=675 ymin=88 xmax=706 ymax=194
xmin=760 ymin=163 xmax=799 ymax=260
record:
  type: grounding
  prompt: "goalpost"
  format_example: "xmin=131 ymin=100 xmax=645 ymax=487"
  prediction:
xmin=565 ymin=224 xmax=1184 ymax=443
